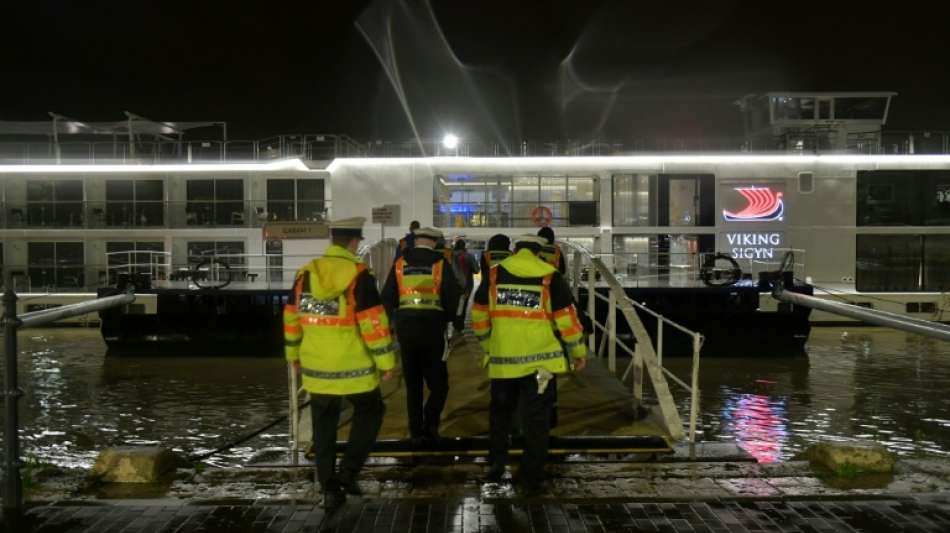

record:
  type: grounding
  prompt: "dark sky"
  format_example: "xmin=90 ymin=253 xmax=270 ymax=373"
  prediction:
xmin=3 ymin=1 xmax=949 ymax=143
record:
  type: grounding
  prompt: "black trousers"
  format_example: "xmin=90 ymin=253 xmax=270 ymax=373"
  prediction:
xmin=398 ymin=331 xmax=449 ymax=438
xmin=310 ymin=388 xmax=384 ymax=487
xmin=489 ymin=374 xmax=556 ymax=487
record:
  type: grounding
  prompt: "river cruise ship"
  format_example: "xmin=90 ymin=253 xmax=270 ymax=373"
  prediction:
xmin=2 ymin=92 xmax=949 ymax=354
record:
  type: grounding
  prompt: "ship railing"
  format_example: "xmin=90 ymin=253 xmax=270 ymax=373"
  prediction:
xmin=597 ymin=248 xmax=807 ymax=287
xmin=0 ymin=134 xmax=366 ymax=164
xmin=0 ymin=200 xmax=331 ymax=230
xmin=105 ymin=251 xmax=173 ymax=284
xmin=559 ymin=240 xmax=705 ymax=444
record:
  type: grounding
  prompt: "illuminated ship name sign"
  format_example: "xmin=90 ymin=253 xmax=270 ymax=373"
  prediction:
xmin=725 ymin=232 xmax=784 ymax=259
xmin=722 ymin=186 xmax=784 ymax=222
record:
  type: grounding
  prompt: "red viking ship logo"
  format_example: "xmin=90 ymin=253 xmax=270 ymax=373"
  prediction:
xmin=722 ymin=186 xmax=784 ymax=222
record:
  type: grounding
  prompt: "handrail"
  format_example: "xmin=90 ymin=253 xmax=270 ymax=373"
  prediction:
xmin=3 ymin=272 xmax=134 ymax=519
xmin=773 ymin=285 xmax=950 ymax=342
xmin=559 ymin=240 xmax=706 ymax=443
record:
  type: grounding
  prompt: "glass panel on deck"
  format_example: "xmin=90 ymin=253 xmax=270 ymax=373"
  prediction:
xmin=856 ymin=234 xmax=921 ymax=291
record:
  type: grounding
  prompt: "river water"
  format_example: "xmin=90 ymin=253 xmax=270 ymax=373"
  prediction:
xmin=1 ymin=327 xmax=949 ymax=467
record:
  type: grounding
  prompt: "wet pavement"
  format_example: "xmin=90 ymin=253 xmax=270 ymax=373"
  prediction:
xmin=19 ymin=496 xmax=950 ymax=532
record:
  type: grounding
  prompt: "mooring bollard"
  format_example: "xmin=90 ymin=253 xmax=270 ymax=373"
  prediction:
xmin=2 ymin=270 xmax=23 ymax=522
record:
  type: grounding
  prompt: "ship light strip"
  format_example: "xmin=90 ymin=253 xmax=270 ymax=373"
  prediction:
xmin=0 ymin=158 xmax=310 ymax=173
xmin=326 ymin=154 xmax=950 ymax=172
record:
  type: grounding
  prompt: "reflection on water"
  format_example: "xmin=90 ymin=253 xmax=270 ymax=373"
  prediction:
xmin=719 ymin=393 xmax=788 ymax=463
xmin=666 ymin=328 xmax=950 ymax=462
xmin=0 ymin=329 xmax=287 ymax=468
xmin=2 ymin=327 xmax=950 ymax=467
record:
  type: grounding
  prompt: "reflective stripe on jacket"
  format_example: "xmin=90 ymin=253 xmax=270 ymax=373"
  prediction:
xmin=471 ymin=249 xmax=587 ymax=379
xmin=395 ymin=256 xmax=444 ymax=311
xmin=284 ymin=245 xmax=396 ymax=395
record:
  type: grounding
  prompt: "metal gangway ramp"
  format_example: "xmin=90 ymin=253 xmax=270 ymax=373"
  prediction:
xmin=282 ymin=238 xmax=705 ymax=461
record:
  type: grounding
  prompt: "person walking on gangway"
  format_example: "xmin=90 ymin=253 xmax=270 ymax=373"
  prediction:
xmin=480 ymin=233 xmax=512 ymax=273
xmin=395 ymin=220 xmax=421 ymax=259
xmin=284 ymin=217 xmax=398 ymax=510
xmin=537 ymin=226 xmax=566 ymax=274
xmin=472 ymin=234 xmax=588 ymax=495
xmin=382 ymin=227 xmax=463 ymax=445
xmin=452 ymin=238 xmax=480 ymax=320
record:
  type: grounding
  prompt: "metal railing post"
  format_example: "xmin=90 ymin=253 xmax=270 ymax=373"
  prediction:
xmin=657 ymin=319 xmax=664 ymax=367
xmin=587 ymin=262 xmax=596 ymax=354
xmin=632 ymin=340 xmax=643 ymax=407
xmin=608 ymin=288 xmax=617 ymax=373
xmin=288 ymin=364 xmax=300 ymax=465
xmin=571 ymin=251 xmax=581 ymax=302
xmin=2 ymin=271 xmax=22 ymax=522
xmin=689 ymin=334 xmax=702 ymax=444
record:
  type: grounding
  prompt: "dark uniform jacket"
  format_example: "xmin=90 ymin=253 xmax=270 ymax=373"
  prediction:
xmin=382 ymin=246 xmax=464 ymax=335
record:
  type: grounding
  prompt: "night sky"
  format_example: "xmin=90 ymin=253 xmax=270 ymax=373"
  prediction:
xmin=3 ymin=1 xmax=949 ymax=143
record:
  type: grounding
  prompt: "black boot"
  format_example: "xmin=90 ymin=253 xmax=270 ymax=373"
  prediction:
xmin=322 ymin=479 xmax=346 ymax=510
xmin=337 ymin=471 xmax=363 ymax=496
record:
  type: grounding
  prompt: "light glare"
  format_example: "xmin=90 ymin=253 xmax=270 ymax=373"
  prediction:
xmin=442 ymin=133 xmax=459 ymax=150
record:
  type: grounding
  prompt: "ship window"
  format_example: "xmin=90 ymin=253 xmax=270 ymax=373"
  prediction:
xmin=27 ymin=242 xmax=84 ymax=290
xmin=857 ymin=170 xmax=950 ymax=226
xmin=772 ymin=96 xmax=816 ymax=120
xmin=923 ymin=235 xmax=950 ymax=291
xmin=798 ymin=172 xmax=814 ymax=194
xmin=834 ymin=97 xmax=888 ymax=120
xmin=186 ymin=179 xmax=245 ymax=226
xmin=433 ymin=174 xmax=598 ymax=228
xmin=266 ymin=239 xmax=283 ymax=283
xmin=26 ymin=180 xmax=83 ymax=228
xmin=613 ymin=174 xmax=655 ymax=226
xmin=266 ymin=179 xmax=326 ymax=222
xmin=858 ymin=234 xmax=950 ymax=292
xmin=856 ymin=235 xmax=921 ymax=291
xmin=818 ymin=99 xmax=832 ymax=120
xmin=611 ymin=234 xmax=713 ymax=283
xmin=104 ymin=180 xmax=164 ymax=227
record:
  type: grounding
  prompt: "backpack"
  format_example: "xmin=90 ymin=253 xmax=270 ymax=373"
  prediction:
xmin=453 ymin=251 xmax=471 ymax=287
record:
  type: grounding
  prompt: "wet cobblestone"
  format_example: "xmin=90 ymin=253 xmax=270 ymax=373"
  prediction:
xmin=16 ymin=496 xmax=950 ymax=532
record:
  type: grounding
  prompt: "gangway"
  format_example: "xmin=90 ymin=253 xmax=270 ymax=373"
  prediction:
xmin=283 ymin=238 xmax=706 ymax=462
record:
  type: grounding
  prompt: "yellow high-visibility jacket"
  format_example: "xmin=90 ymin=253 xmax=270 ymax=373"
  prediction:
xmin=284 ymin=245 xmax=396 ymax=395
xmin=471 ymin=248 xmax=587 ymax=379
xmin=393 ymin=256 xmax=444 ymax=311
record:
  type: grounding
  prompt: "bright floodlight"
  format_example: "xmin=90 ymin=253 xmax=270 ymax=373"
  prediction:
xmin=442 ymin=133 xmax=459 ymax=150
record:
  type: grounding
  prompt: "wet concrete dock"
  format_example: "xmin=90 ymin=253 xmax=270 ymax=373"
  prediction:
xmin=20 ymin=495 xmax=950 ymax=532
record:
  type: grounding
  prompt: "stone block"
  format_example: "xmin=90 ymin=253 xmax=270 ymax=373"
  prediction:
xmin=803 ymin=441 xmax=896 ymax=475
xmin=91 ymin=447 xmax=178 ymax=483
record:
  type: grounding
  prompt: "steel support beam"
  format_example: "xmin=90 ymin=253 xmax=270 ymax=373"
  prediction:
xmin=774 ymin=288 xmax=950 ymax=342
